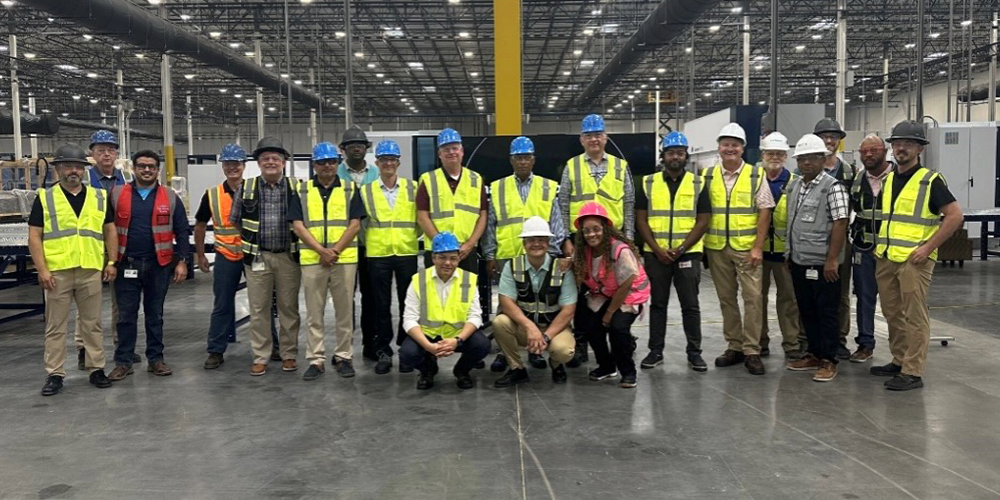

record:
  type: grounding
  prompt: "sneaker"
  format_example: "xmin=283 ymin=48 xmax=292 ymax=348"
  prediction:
xmin=204 ymin=353 xmax=225 ymax=370
xmin=147 ymin=361 xmax=173 ymax=376
xmin=417 ymin=372 xmax=435 ymax=390
xmin=41 ymin=375 xmax=63 ymax=396
xmin=374 ymin=353 xmax=393 ymax=375
xmin=813 ymin=360 xmax=838 ymax=382
xmin=77 ymin=349 xmax=86 ymax=371
xmin=744 ymin=355 xmax=765 ymax=375
xmin=835 ymin=345 xmax=851 ymax=360
xmin=455 ymin=372 xmax=475 ymax=390
xmin=885 ymin=374 xmax=924 ymax=391
xmin=588 ymin=366 xmax=619 ymax=381
xmin=640 ymin=351 xmax=664 ymax=369
xmin=687 ymin=354 xmax=708 ymax=372
xmin=551 ymin=364 xmax=567 ymax=384
xmin=494 ymin=368 xmax=529 ymax=388
xmin=490 ymin=354 xmax=508 ymax=373
xmin=850 ymin=346 xmax=874 ymax=363
xmin=250 ymin=363 xmax=267 ymax=376
xmin=714 ymin=349 xmax=746 ymax=367
xmin=281 ymin=359 xmax=298 ymax=372
xmin=787 ymin=354 xmax=821 ymax=371
xmin=870 ymin=362 xmax=902 ymax=377
xmin=335 ymin=359 xmax=356 ymax=378
xmin=107 ymin=364 xmax=133 ymax=382
xmin=528 ymin=352 xmax=547 ymax=369
xmin=302 ymin=363 xmax=324 ymax=381
xmin=89 ymin=369 xmax=112 ymax=388
xmin=620 ymin=374 xmax=637 ymax=388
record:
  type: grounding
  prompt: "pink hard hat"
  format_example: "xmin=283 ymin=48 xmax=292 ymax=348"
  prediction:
xmin=574 ymin=201 xmax=612 ymax=230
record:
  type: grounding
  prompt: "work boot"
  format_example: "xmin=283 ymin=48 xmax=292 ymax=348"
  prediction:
xmin=490 ymin=354 xmax=508 ymax=373
xmin=41 ymin=375 xmax=63 ymax=396
xmin=455 ymin=371 xmax=474 ymax=390
xmin=107 ymin=364 xmax=133 ymax=382
xmin=147 ymin=361 xmax=173 ymax=376
xmin=850 ymin=346 xmax=874 ymax=363
xmin=640 ymin=351 xmax=664 ymax=369
xmin=417 ymin=372 xmax=435 ymax=390
xmin=89 ymin=369 xmax=112 ymax=388
xmin=870 ymin=362 xmax=902 ymax=377
xmin=885 ymin=374 xmax=923 ymax=391
xmin=714 ymin=349 xmax=745 ymax=367
xmin=687 ymin=354 xmax=708 ymax=372
xmin=374 ymin=353 xmax=392 ymax=375
xmin=551 ymin=363 xmax=567 ymax=384
xmin=204 ymin=353 xmax=225 ymax=370
xmin=77 ymin=348 xmax=86 ymax=371
xmin=494 ymin=368 xmax=529 ymax=388
xmin=528 ymin=352 xmax=547 ymax=369
xmin=744 ymin=355 xmax=765 ymax=375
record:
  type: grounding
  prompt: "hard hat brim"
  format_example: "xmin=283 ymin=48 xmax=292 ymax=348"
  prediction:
xmin=437 ymin=141 xmax=461 ymax=149
xmin=253 ymin=146 xmax=290 ymax=159
xmin=888 ymin=136 xmax=929 ymax=145
xmin=520 ymin=231 xmax=555 ymax=238
xmin=339 ymin=140 xmax=372 ymax=148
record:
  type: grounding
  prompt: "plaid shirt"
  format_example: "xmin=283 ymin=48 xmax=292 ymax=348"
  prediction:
xmin=795 ymin=173 xmax=850 ymax=221
xmin=230 ymin=176 xmax=293 ymax=252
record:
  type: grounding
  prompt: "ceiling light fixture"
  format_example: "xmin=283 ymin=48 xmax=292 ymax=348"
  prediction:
xmin=179 ymin=14 xmax=191 ymax=21
xmin=23 ymin=53 xmax=35 ymax=59
xmin=83 ymin=34 xmax=93 ymax=41
xmin=573 ymin=49 xmax=583 ymax=56
xmin=709 ymin=25 xmax=721 ymax=32
xmin=458 ymin=32 xmax=470 ymax=38
xmin=354 ymin=52 xmax=364 ymax=58
xmin=335 ymin=31 xmax=346 ymax=37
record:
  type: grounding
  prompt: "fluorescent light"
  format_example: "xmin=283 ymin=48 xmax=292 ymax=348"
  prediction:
xmin=961 ymin=19 xmax=973 ymax=26
xmin=354 ymin=52 xmax=364 ymax=58
xmin=367 ymin=63 xmax=376 ymax=68
xmin=83 ymin=34 xmax=93 ymax=41
xmin=265 ymin=62 xmax=274 ymax=68
xmin=384 ymin=79 xmax=392 ymax=84
xmin=811 ymin=34 xmax=822 ymax=40
xmin=708 ymin=25 xmax=721 ymax=32
xmin=905 ymin=43 xmax=915 ymax=49
xmin=1 ymin=1 xmax=15 ymax=7
xmin=218 ymin=88 xmax=227 ymax=93
xmin=376 ymin=73 xmax=385 ymax=78
xmin=580 ymin=60 xmax=595 ymax=66
xmin=704 ymin=92 xmax=712 ymax=97
xmin=112 ymin=45 xmax=120 ymax=50
xmin=135 ymin=53 xmax=145 ymax=59
xmin=685 ymin=47 xmax=692 ymax=53
xmin=601 ymin=24 xmax=618 ymax=34
xmin=458 ymin=32 xmax=470 ymax=38
xmin=795 ymin=45 xmax=806 ymax=51
xmin=583 ymin=28 xmax=594 ymax=36
xmin=573 ymin=49 xmax=582 ymax=56
xmin=246 ymin=99 xmax=254 ymax=103
xmin=23 ymin=53 xmax=35 ymax=59
xmin=88 ymin=99 xmax=97 ymax=104
xmin=72 ymin=95 xmax=81 ymax=100
xmin=148 ymin=0 xmax=161 ymax=5
xmin=179 ymin=14 xmax=191 ymax=21
xmin=656 ymin=67 xmax=666 ymax=74
xmin=448 ymin=0 xmax=460 ymax=4
xmin=464 ymin=51 xmax=474 ymax=57
xmin=208 ymin=31 xmax=222 ymax=38
xmin=293 ymin=79 xmax=302 ymax=84
xmin=335 ymin=31 xmax=346 ymax=37
xmin=280 ymin=73 xmax=289 ymax=78
xmin=562 ymin=70 xmax=571 ymax=76
xmin=300 ymin=0 xmax=314 ymax=3
xmin=470 ymin=72 xmax=479 ymax=77
xmin=234 ymin=93 xmax=242 ymax=98
xmin=930 ymin=32 xmax=941 ymax=38
xmin=268 ymin=107 xmax=276 ymax=112
xmin=229 ymin=42 xmax=240 ymax=48
xmin=244 ymin=51 xmax=255 ymax=57
xmin=56 ymin=64 xmax=77 ymax=70
xmin=135 ymin=87 xmax=145 ymax=92
xmin=407 ymin=62 xmax=424 ymax=68
xmin=732 ymin=6 xmax=743 ymax=13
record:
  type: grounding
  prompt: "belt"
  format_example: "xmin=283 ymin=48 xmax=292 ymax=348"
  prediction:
xmin=260 ymin=248 xmax=287 ymax=254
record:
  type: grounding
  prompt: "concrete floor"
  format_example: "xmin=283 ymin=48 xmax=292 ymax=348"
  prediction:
xmin=2 ymin=260 xmax=1000 ymax=500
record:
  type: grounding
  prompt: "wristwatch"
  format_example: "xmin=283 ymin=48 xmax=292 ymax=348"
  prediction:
xmin=677 ymin=244 xmax=687 ymax=254
xmin=541 ymin=333 xmax=551 ymax=343
xmin=455 ymin=338 xmax=465 ymax=350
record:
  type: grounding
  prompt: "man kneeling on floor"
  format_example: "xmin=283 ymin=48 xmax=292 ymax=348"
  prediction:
xmin=493 ymin=217 xmax=577 ymax=388
xmin=400 ymin=232 xmax=490 ymax=390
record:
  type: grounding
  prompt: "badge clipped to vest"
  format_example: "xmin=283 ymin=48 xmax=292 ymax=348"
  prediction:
xmin=805 ymin=268 xmax=819 ymax=280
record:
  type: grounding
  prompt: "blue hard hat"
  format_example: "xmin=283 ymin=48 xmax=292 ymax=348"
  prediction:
xmin=218 ymin=143 xmax=247 ymax=162
xmin=509 ymin=136 xmax=535 ymax=156
xmin=89 ymin=130 xmax=118 ymax=149
xmin=660 ymin=132 xmax=689 ymax=150
xmin=581 ymin=114 xmax=605 ymax=134
xmin=431 ymin=232 xmax=461 ymax=254
xmin=312 ymin=142 xmax=341 ymax=162
xmin=375 ymin=139 xmax=401 ymax=158
xmin=437 ymin=128 xmax=462 ymax=149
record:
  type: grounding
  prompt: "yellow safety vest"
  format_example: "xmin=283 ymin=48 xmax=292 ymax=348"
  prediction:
xmin=765 ymin=171 xmax=797 ymax=254
xmin=490 ymin=175 xmax=558 ymax=260
xmin=642 ymin=171 xmax=704 ymax=254
xmin=876 ymin=168 xmax=943 ymax=263
xmin=566 ymin=153 xmax=628 ymax=230
xmin=419 ymin=168 xmax=482 ymax=242
xmin=298 ymin=179 xmax=358 ymax=265
xmin=361 ymin=178 xmax=420 ymax=257
xmin=38 ymin=185 xmax=107 ymax=272
xmin=415 ymin=267 xmax=477 ymax=339
xmin=703 ymin=163 xmax=762 ymax=251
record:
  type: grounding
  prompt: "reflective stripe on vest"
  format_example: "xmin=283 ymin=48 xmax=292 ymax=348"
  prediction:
xmin=876 ymin=168 xmax=943 ymax=263
xmin=704 ymin=163 xmax=761 ymax=251
xmin=113 ymin=184 xmax=176 ymax=266
xmin=299 ymin=179 xmax=358 ymax=265
xmin=643 ymin=171 xmax=703 ymax=254
xmin=239 ymin=176 xmax=300 ymax=262
xmin=581 ymin=239 xmax=651 ymax=305
xmin=850 ymin=173 xmax=884 ymax=247
xmin=416 ymin=268 xmax=477 ymax=339
xmin=766 ymin=171 xmax=796 ymax=254
xmin=567 ymin=153 xmax=627 ymax=230
xmin=361 ymin=178 xmax=420 ymax=257
xmin=511 ymin=255 xmax=564 ymax=324
xmin=421 ymin=168 xmax=482 ymax=242
xmin=39 ymin=186 xmax=107 ymax=272
xmin=207 ymin=184 xmax=243 ymax=261
xmin=491 ymin=175 xmax=558 ymax=260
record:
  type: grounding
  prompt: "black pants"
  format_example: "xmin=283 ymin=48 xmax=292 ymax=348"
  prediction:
xmin=790 ymin=262 xmax=841 ymax=363
xmin=645 ymin=254 xmax=702 ymax=355
xmin=357 ymin=247 xmax=377 ymax=356
xmin=578 ymin=300 xmax=639 ymax=377
xmin=399 ymin=330 xmax=491 ymax=375
xmin=368 ymin=255 xmax=418 ymax=357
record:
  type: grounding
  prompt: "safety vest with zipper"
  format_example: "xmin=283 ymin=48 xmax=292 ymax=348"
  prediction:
xmin=510 ymin=255 xmax=565 ymax=326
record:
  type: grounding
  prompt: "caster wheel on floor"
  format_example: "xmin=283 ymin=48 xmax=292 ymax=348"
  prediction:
xmin=941 ymin=340 xmax=949 ymax=346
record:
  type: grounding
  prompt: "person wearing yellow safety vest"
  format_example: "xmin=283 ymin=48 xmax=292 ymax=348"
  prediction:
xmin=757 ymin=132 xmax=804 ymax=361
xmin=559 ymin=114 xmax=635 ymax=369
xmin=28 ymin=144 xmax=118 ymax=396
xmin=230 ymin=136 xmax=302 ymax=377
xmin=361 ymin=139 xmax=421 ymax=375
xmin=703 ymin=123 xmax=776 ymax=376
xmin=635 ymin=131 xmax=711 ymax=372
xmin=290 ymin=142 xmax=366 ymax=381
xmin=483 ymin=135 xmax=567 ymax=371
xmin=400 ymin=232 xmax=490 ymax=391
xmin=195 ymin=143 xmax=247 ymax=370
xmin=871 ymin=120 xmax=963 ymax=391
xmin=814 ymin=118 xmax=859 ymax=360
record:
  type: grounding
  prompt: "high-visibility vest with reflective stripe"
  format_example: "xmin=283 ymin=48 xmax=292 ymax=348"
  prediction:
xmin=298 ymin=179 xmax=358 ymax=265
xmin=415 ymin=267 xmax=477 ymax=339
xmin=850 ymin=173 xmax=884 ymax=248
xmin=510 ymin=255 xmax=565 ymax=326
xmin=643 ymin=171 xmax=704 ymax=254
xmin=38 ymin=186 xmax=107 ymax=272
xmin=361 ymin=178 xmax=420 ymax=257
xmin=567 ymin=153 xmax=628 ymax=230
xmin=112 ymin=183 xmax=176 ymax=266
xmin=581 ymin=239 xmax=650 ymax=305
xmin=876 ymin=168 xmax=943 ymax=263
xmin=419 ymin=168 xmax=482 ymax=242
xmin=238 ymin=176 xmax=301 ymax=265
xmin=490 ymin=175 xmax=558 ymax=260
xmin=765 ymin=171 xmax=796 ymax=255
xmin=207 ymin=184 xmax=243 ymax=261
xmin=703 ymin=163 xmax=762 ymax=251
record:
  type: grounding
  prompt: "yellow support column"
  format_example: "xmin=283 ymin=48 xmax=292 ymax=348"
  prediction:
xmin=494 ymin=0 xmax=522 ymax=135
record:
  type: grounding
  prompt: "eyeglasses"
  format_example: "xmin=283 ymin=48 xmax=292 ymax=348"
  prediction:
xmin=858 ymin=148 xmax=884 ymax=155
xmin=581 ymin=226 xmax=603 ymax=236
xmin=314 ymin=159 xmax=339 ymax=166
xmin=135 ymin=164 xmax=159 ymax=171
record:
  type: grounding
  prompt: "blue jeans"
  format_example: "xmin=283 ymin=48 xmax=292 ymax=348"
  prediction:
xmin=852 ymin=249 xmax=878 ymax=349
xmin=206 ymin=256 xmax=245 ymax=354
xmin=114 ymin=256 xmax=172 ymax=365
xmin=399 ymin=330 xmax=490 ymax=376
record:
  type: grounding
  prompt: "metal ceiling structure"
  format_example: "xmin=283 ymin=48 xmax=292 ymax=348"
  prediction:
xmin=0 ymin=0 xmax=998 ymax=129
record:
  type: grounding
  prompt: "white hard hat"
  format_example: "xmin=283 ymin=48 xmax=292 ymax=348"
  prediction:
xmin=519 ymin=216 xmax=555 ymax=238
xmin=792 ymin=134 xmax=832 ymax=157
xmin=717 ymin=123 xmax=747 ymax=144
xmin=760 ymin=132 xmax=790 ymax=151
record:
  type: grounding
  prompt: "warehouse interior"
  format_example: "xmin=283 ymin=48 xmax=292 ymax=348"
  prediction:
xmin=3 ymin=0 xmax=1000 ymax=499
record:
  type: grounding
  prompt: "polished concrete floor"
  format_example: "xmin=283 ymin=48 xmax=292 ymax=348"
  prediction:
xmin=2 ymin=259 xmax=1000 ymax=499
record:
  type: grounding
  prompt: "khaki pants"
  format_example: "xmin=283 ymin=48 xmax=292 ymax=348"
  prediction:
xmin=492 ymin=313 xmax=575 ymax=369
xmin=760 ymin=259 xmax=802 ymax=353
xmin=45 ymin=268 xmax=105 ymax=376
xmin=301 ymin=263 xmax=357 ymax=365
xmin=246 ymin=252 xmax=302 ymax=365
xmin=707 ymin=246 xmax=763 ymax=355
xmin=875 ymin=257 xmax=934 ymax=377
xmin=838 ymin=256 xmax=852 ymax=346
xmin=75 ymin=282 xmax=117 ymax=349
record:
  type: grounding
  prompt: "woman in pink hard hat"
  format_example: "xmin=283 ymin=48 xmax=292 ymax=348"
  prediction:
xmin=571 ymin=202 xmax=650 ymax=388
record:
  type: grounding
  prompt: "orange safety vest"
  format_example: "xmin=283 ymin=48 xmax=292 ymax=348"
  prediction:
xmin=207 ymin=184 xmax=243 ymax=261
xmin=113 ymin=183 xmax=176 ymax=266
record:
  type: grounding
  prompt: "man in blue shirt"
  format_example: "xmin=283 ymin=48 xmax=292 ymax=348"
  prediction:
xmin=492 ymin=217 xmax=578 ymax=387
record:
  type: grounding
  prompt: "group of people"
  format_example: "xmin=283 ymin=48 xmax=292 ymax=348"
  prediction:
xmin=30 ymin=113 xmax=961 ymax=396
